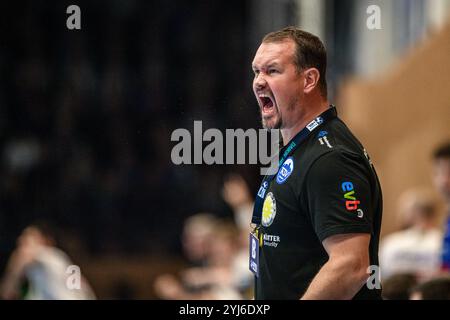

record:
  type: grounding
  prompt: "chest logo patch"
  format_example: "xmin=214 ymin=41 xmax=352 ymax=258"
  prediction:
xmin=262 ymin=192 xmax=277 ymax=227
xmin=276 ymin=157 xmax=294 ymax=184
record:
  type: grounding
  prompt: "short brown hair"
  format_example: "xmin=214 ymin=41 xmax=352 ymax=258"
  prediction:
xmin=262 ymin=26 xmax=328 ymax=97
xmin=433 ymin=141 xmax=450 ymax=160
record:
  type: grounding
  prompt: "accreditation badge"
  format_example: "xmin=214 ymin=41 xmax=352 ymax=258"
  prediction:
xmin=249 ymin=232 xmax=260 ymax=277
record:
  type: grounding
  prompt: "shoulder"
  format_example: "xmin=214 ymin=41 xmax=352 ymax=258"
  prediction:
xmin=298 ymin=118 xmax=367 ymax=169
xmin=287 ymin=118 xmax=371 ymax=189
xmin=304 ymin=145 xmax=368 ymax=181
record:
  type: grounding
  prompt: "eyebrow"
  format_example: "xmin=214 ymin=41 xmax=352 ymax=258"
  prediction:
xmin=267 ymin=62 xmax=280 ymax=68
xmin=252 ymin=61 xmax=280 ymax=70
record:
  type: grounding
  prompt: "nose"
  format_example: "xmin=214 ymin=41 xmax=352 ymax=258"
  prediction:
xmin=254 ymin=73 xmax=267 ymax=91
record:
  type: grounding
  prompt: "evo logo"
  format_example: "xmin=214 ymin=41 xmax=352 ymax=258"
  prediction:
xmin=341 ymin=181 xmax=364 ymax=218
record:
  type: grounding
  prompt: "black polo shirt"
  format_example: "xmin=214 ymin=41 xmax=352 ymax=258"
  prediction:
xmin=254 ymin=112 xmax=383 ymax=300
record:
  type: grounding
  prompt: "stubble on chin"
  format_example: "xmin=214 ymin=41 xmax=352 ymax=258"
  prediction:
xmin=261 ymin=115 xmax=281 ymax=130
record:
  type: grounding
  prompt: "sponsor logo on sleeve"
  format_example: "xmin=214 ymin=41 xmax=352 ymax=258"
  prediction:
xmin=341 ymin=181 xmax=364 ymax=218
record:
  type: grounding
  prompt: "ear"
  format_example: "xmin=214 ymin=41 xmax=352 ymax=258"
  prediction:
xmin=303 ymin=68 xmax=321 ymax=94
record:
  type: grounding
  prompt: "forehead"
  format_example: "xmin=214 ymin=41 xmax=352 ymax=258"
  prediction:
xmin=252 ymin=39 xmax=296 ymax=67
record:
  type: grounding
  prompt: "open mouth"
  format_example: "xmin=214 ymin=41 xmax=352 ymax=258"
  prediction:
xmin=258 ymin=93 xmax=275 ymax=115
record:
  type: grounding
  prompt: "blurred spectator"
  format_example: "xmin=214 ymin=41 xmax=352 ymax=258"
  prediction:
xmin=152 ymin=212 xmax=216 ymax=299
xmin=221 ymin=173 xmax=255 ymax=297
xmin=222 ymin=174 xmax=254 ymax=232
xmin=182 ymin=222 xmax=240 ymax=286
xmin=153 ymin=221 xmax=243 ymax=300
xmin=433 ymin=142 xmax=450 ymax=204
xmin=410 ymin=276 xmax=450 ymax=300
xmin=154 ymin=174 xmax=256 ymax=300
xmin=181 ymin=213 xmax=217 ymax=267
xmin=381 ymin=273 xmax=418 ymax=300
xmin=379 ymin=188 xmax=442 ymax=280
xmin=432 ymin=142 xmax=450 ymax=270
xmin=0 ymin=221 xmax=95 ymax=300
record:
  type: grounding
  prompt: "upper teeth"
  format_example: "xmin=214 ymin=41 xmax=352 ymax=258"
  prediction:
xmin=258 ymin=94 xmax=270 ymax=98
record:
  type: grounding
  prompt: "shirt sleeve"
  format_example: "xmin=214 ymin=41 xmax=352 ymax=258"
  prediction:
xmin=303 ymin=149 xmax=374 ymax=242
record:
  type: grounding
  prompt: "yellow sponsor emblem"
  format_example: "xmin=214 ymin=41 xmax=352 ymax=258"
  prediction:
xmin=261 ymin=192 xmax=276 ymax=227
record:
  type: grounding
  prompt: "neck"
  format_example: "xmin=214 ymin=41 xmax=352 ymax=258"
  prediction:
xmin=281 ymin=100 xmax=330 ymax=145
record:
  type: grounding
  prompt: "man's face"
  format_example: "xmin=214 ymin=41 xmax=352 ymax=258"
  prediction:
xmin=433 ymin=158 xmax=450 ymax=202
xmin=252 ymin=39 xmax=304 ymax=129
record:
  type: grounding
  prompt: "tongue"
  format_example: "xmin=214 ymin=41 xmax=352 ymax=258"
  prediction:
xmin=263 ymin=100 xmax=274 ymax=113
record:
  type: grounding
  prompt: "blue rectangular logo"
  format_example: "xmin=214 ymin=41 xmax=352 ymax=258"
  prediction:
xmin=249 ymin=233 xmax=259 ymax=277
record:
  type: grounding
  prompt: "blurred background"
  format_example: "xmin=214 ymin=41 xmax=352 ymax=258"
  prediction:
xmin=0 ymin=0 xmax=449 ymax=299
